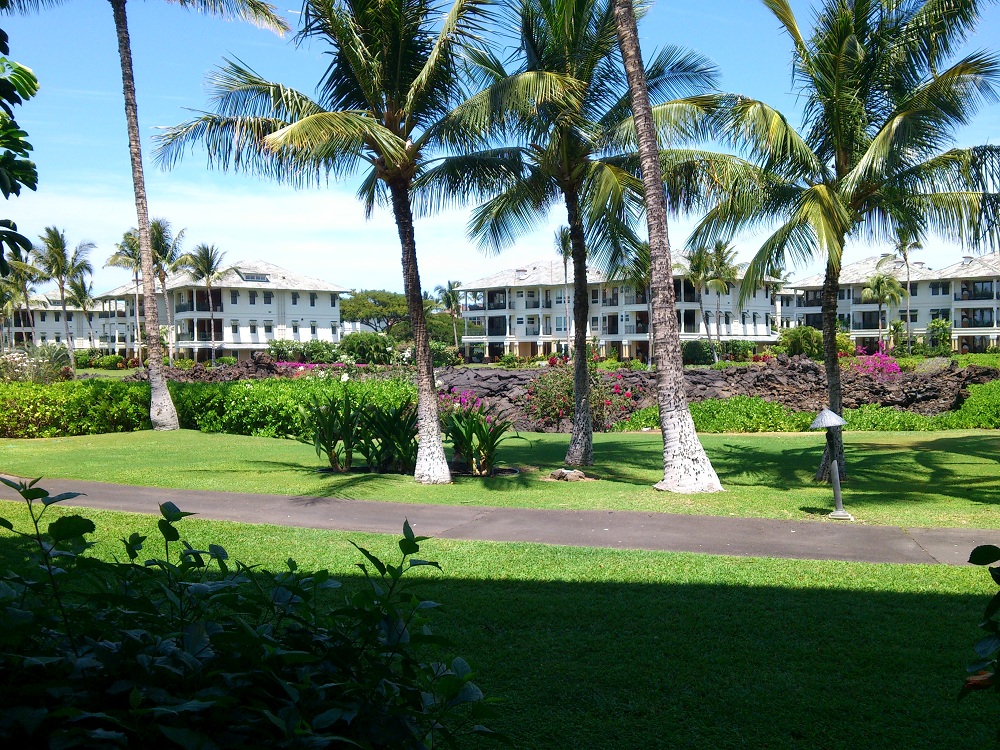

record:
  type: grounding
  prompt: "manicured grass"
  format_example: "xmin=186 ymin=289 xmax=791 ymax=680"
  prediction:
xmin=2 ymin=429 xmax=999 ymax=528
xmin=75 ymin=367 xmax=139 ymax=379
xmin=0 ymin=500 xmax=992 ymax=749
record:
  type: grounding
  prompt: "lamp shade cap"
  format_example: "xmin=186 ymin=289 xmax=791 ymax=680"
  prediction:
xmin=810 ymin=408 xmax=847 ymax=429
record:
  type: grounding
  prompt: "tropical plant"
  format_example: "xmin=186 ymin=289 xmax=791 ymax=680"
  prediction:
xmin=298 ymin=387 xmax=367 ymax=472
xmin=3 ymin=0 xmax=288 ymax=430
xmin=680 ymin=245 xmax=728 ymax=362
xmin=149 ymin=217 xmax=186 ymax=365
xmin=778 ymin=325 xmax=824 ymax=359
xmin=434 ymin=279 xmax=462 ymax=348
xmin=442 ymin=404 xmax=518 ymax=476
xmin=153 ymin=0 xmax=533 ymax=484
xmin=65 ymin=274 xmax=95 ymax=348
xmin=861 ymin=272 xmax=906 ymax=346
xmin=685 ymin=0 xmax=1000 ymax=482
xmin=555 ymin=226 xmax=574 ymax=357
xmin=34 ymin=226 xmax=93 ymax=369
xmin=925 ymin=317 xmax=953 ymax=353
xmin=609 ymin=0 xmax=722 ymax=491
xmin=105 ymin=229 xmax=145 ymax=362
xmin=426 ymin=0 xmax=718 ymax=468
xmin=177 ymin=243 xmax=228 ymax=367
xmin=884 ymin=230 xmax=922 ymax=355
xmin=708 ymin=240 xmax=744 ymax=347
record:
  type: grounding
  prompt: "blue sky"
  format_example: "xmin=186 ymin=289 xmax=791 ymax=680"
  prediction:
xmin=4 ymin=0 xmax=999 ymax=296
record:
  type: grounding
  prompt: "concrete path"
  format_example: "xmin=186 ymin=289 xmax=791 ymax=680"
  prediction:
xmin=2 ymin=477 xmax=996 ymax=566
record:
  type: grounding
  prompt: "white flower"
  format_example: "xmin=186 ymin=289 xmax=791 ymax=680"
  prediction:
xmin=341 ymin=373 xmax=350 ymax=382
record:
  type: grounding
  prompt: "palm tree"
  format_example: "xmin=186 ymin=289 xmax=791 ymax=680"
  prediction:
xmin=680 ymin=245 xmax=728 ymax=362
xmin=3 ymin=0 xmax=288 ymax=430
xmin=708 ymin=241 xmax=743 ymax=351
xmin=685 ymin=0 xmax=1000 ymax=482
xmin=554 ymin=227 xmax=573 ymax=358
xmin=34 ymin=226 xmax=94 ymax=369
xmin=177 ymin=243 xmax=227 ymax=367
xmin=4 ymin=243 xmax=39 ymax=344
xmin=424 ymin=0 xmax=718 ymax=466
xmin=610 ymin=0 xmax=722 ymax=492
xmin=105 ymin=232 xmax=144 ymax=361
xmin=66 ymin=275 xmax=96 ymax=349
xmin=155 ymin=0 xmax=559 ymax=484
xmin=149 ymin=218 xmax=186 ymax=365
xmin=434 ymin=280 xmax=462 ymax=349
xmin=884 ymin=231 xmax=922 ymax=355
xmin=861 ymin=272 xmax=906 ymax=348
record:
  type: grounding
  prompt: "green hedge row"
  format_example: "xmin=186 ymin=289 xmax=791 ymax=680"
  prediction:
xmin=0 ymin=378 xmax=417 ymax=439
xmin=613 ymin=380 xmax=1000 ymax=433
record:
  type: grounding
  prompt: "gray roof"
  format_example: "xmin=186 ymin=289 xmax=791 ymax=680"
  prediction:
xmin=792 ymin=255 xmax=939 ymax=289
xmin=933 ymin=252 xmax=1000 ymax=281
xmin=462 ymin=260 xmax=608 ymax=290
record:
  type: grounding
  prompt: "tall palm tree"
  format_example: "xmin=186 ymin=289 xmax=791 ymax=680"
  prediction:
xmin=105 ymin=232 xmax=144 ymax=361
xmin=4 ymin=243 xmax=38 ymax=343
xmin=177 ymin=243 xmax=227 ymax=367
xmin=709 ymin=241 xmax=744 ymax=351
xmin=149 ymin=218 xmax=186 ymax=365
xmin=611 ymin=0 xmax=722 ymax=492
xmin=0 ymin=276 xmax=16 ymax=351
xmin=554 ymin=226 xmax=573 ymax=357
xmin=884 ymin=231 xmax=922 ymax=355
xmin=66 ymin=275 xmax=96 ymax=349
xmin=680 ymin=245 xmax=727 ymax=362
xmin=434 ymin=280 xmax=462 ymax=348
xmin=861 ymin=272 xmax=906 ymax=348
xmin=34 ymin=226 xmax=94 ymax=369
xmin=685 ymin=0 xmax=1000 ymax=482
xmin=423 ymin=0 xmax=718 ymax=466
xmin=3 ymin=0 xmax=287 ymax=430
xmin=155 ymin=0 xmax=561 ymax=484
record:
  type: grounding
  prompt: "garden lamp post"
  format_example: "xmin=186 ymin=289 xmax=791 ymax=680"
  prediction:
xmin=810 ymin=409 xmax=853 ymax=521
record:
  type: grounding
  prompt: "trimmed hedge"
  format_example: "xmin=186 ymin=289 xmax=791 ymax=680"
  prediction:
xmin=0 ymin=380 xmax=152 ymax=438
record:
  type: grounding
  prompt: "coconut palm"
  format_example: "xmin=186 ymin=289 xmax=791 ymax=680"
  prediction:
xmin=420 ymin=0 xmax=719 ymax=466
xmin=684 ymin=0 xmax=1000 ymax=482
xmin=434 ymin=280 xmax=462 ymax=348
xmin=34 ymin=226 xmax=94 ymax=369
xmin=680 ymin=245 xmax=728 ymax=362
xmin=149 ymin=218 xmax=187 ymax=365
xmin=608 ymin=0 xmax=722 ymax=492
xmin=105 ymin=232 xmax=145 ymax=361
xmin=155 ymin=0 xmax=567 ymax=484
xmin=554 ymin=227 xmax=573 ymax=357
xmin=861 ymin=272 xmax=906 ymax=347
xmin=4 ymin=243 xmax=39 ymax=344
xmin=3 ymin=0 xmax=287 ymax=429
xmin=883 ymin=231 xmax=922 ymax=355
xmin=177 ymin=243 xmax=227 ymax=367
xmin=66 ymin=275 xmax=96 ymax=349
xmin=706 ymin=241 xmax=744 ymax=350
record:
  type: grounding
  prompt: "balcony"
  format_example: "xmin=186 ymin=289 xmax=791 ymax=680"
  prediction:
xmin=543 ymin=325 xmax=553 ymax=335
xmin=524 ymin=326 xmax=540 ymax=336
xmin=541 ymin=300 xmax=553 ymax=309
xmin=465 ymin=302 xmax=484 ymax=311
xmin=175 ymin=303 xmax=194 ymax=313
xmin=486 ymin=322 xmax=507 ymax=337
xmin=955 ymin=290 xmax=996 ymax=301
xmin=797 ymin=299 xmax=822 ymax=308
xmin=679 ymin=293 xmax=701 ymax=304
xmin=526 ymin=299 xmax=540 ymax=309
xmin=624 ymin=323 xmax=649 ymax=335
xmin=959 ymin=318 xmax=995 ymax=328
xmin=487 ymin=300 xmax=507 ymax=311
xmin=176 ymin=332 xmax=219 ymax=342
xmin=602 ymin=296 xmax=620 ymax=307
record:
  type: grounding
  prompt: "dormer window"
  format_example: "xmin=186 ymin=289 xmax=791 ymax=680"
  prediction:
xmin=239 ymin=272 xmax=270 ymax=282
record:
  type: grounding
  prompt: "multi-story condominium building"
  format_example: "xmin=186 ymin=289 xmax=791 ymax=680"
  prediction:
xmin=458 ymin=260 xmax=784 ymax=361
xmin=791 ymin=252 xmax=1000 ymax=353
xmin=4 ymin=290 xmax=127 ymax=352
xmin=96 ymin=259 xmax=349 ymax=361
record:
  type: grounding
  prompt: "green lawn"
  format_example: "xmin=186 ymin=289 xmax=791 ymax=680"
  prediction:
xmin=2 ymin=429 xmax=999 ymax=528
xmin=0 ymin=500 xmax=992 ymax=749
xmin=75 ymin=367 xmax=140 ymax=379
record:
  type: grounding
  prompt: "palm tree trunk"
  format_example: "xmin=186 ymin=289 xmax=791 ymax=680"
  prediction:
xmin=160 ymin=270 xmax=175 ymax=365
xmin=815 ymin=260 xmax=846 ymax=482
xmin=110 ymin=0 xmax=178 ymax=430
xmin=878 ymin=303 xmax=883 ymax=348
xmin=716 ymin=293 xmax=723 ymax=352
xmin=133 ymin=271 xmax=141 ymax=361
xmin=905 ymin=263 xmax=912 ymax=356
xmin=388 ymin=179 xmax=451 ymax=484
xmin=701 ymin=296 xmax=717 ymax=362
xmin=563 ymin=260 xmax=571 ymax=357
xmin=613 ymin=0 xmax=721 ymax=492
xmin=21 ymin=286 xmax=33 ymax=343
xmin=563 ymin=185 xmax=593 ymax=467
xmin=208 ymin=283 xmax=216 ymax=366
xmin=59 ymin=283 xmax=75 ymax=369
xmin=451 ymin=311 xmax=459 ymax=349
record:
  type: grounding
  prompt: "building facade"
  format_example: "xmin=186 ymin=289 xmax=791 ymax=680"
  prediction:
xmin=458 ymin=260 xmax=785 ymax=361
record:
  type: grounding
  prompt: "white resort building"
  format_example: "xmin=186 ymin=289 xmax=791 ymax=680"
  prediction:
xmin=458 ymin=260 xmax=787 ymax=361
xmin=792 ymin=252 xmax=1000 ymax=353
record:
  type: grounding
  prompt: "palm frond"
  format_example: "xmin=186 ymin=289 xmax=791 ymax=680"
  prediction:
xmin=467 ymin=168 xmax=556 ymax=254
xmin=172 ymin=0 xmax=289 ymax=33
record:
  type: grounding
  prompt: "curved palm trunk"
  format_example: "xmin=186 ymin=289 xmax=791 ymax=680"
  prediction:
xmin=110 ymin=0 xmax=178 ymax=430
xmin=207 ymin=282 xmax=216 ymax=366
xmin=160 ymin=270 xmax=175 ymax=365
xmin=905 ymin=263 xmax=912 ymax=355
xmin=451 ymin=311 xmax=459 ymax=349
xmin=816 ymin=261 xmax=846 ymax=482
xmin=20 ymin=285 xmax=33 ymax=344
xmin=59 ymin=283 xmax=75 ymax=369
xmin=388 ymin=180 xmax=451 ymax=484
xmin=700 ymin=295 xmax=717 ymax=362
xmin=614 ymin=0 xmax=722 ymax=493
xmin=133 ymin=270 xmax=141 ymax=360
xmin=563 ymin=186 xmax=593 ymax=467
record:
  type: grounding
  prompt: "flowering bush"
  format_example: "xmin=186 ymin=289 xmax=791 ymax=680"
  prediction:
xmin=851 ymin=351 xmax=901 ymax=381
xmin=520 ymin=367 xmax=644 ymax=431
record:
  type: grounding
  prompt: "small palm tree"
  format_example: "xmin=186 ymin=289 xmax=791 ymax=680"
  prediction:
xmin=884 ymin=231 xmax=922 ymax=355
xmin=434 ymin=280 xmax=462 ymax=349
xmin=708 ymin=241 xmax=744 ymax=351
xmin=105 ymin=232 xmax=144 ymax=361
xmin=35 ymin=226 xmax=95 ymax=369
xmin=149 ymin=218 xmax=186 ymax=365
xmin=66 ymin=275 xmax=96 ymax=349
xmin=177 ymin=244 xmax=227 ymax=367
xmin=681 ymin=245 xmax=728 ymax=362
xmin=861 ymin=273 xmax=906 ymax=348
xmin=4 ymin=243 xmax=39 ymax=343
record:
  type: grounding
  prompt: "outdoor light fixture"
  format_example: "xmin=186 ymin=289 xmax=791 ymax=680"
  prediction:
xmin=809 ymin=408 xmax=853 ymax=521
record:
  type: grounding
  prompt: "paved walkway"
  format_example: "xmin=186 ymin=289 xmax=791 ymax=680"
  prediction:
xmin=2 ymin=477 xmax=996 ymax=566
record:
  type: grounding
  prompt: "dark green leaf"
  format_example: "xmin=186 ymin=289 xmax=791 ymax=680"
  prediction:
xmin=158 ymin=724 xmax=218 ymax=749
xmin=409 ymin=559 xmax=442 ymax=570
xmin=970 ymin=546 xmax=1000 ymax=566
xmin=350 ymin=542 xmax=386 ymax=577
xmin=985 ymin=591 xmax=1000 ymax=621
xmin=43 ymin=492 xmax=82 ymax=506
xmin=403 ymin=519 xmax=415 ymax=542
xmin=159 ymin=502 xmax=195 ymax=523
xmin=975 ymin=634 xmax=1000 ymax=658
xmin=21 ymin=488 xmax=48 ymax=501
xmin=158 ymin=519 xmax=180 ymax=543
xmin=0 ymin=516 xmax=13 ymax=531
xmin=47 ymin=515 xmax=95 ymax=542
xmin=399 ymin=537 xmax=419 ymax=556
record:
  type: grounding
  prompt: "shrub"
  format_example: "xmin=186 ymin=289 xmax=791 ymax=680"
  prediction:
xmin=439 ymin=389 xmax=520 ymax=475
xmin=719 ymin=339 xmax=757 ymax=362
xmin=298 ymin=386 xmax=368 ymax=471
xmin=356 ymin=398 xmax=419 ymax=473
xmin=338 ymin=331 xmax=395 ymax=365
xmin=214 ymin=355 xmax=238 ymax=367
xmin=0 ymin=345 xmax=72 ymax=384
xmin=302 ymin=339 xmax=339 ymax=364
xmin=429 ymin=340 xmax=463 ymax=367
xmin=851 ymin=351 xmax=902 ymax=381
xmin=778 ymin=327 xmax=824 ymax=358
xmin=173 ymin=357 xmax=196 ymax=370
xmin=0 ymin=380 xmax=151 ymax=438
xmin=521 ymin=367 xmax=644 ymax=431
xmin=73 ymin=348 xmax=98 ymax=368
xmin=0 ymin=479 xmax=496 ymax=749
xmin=267 ymin=339 xmax=303 ymax=362
xmin=682 ymin=339 xmax=714 ymax=366
xmin=94 ymin=354 xmax=126 ymax=370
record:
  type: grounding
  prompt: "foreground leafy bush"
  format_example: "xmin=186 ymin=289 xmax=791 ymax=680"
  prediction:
xmin=438 ymin=389 xmax=522 ymax=476
xmin=0 ymin=380 xmax=151 ymax=438
xmin=0 ymin=478 xmax=497 ymax=749
xmin=682 ymin=339 xmax=714 ymax=366
xmin=521 ymin=366 xmax=644 ymax=431
xmin=93 ymin=354 xmax=126 ymax=370
xmin=339 ymin=332 xmax=395 ymax=365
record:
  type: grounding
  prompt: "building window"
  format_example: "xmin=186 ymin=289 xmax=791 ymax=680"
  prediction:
xmin=330 ymin=294 xmax=338 ymax=307
xmin=40 ymin=311 xmax=46 ymax=321
xmin=66 ymin=312 xmax=73 ymax=322
xmin=231 ymin=290 xmax=239 ymax=305
xmin=590 ymin=315 xmax=598 ymax=331
xmin=310 ymin=322 xmax=317 ymax=336
xmin=309 ymin=293 xmax=317 ymax=307
xmin=516 ymin=290 xmax=524 ymax=298
xmin=292 ymin=322 xmax=299 ymax=334
xmin=54 ymin=334 xmax=60 ymax=342
xmin=555 ymin=316 xmax=566 ymax=332
xmin=908 ymin=282 xmax=918 ymax=296
xmin=249 ymin=321 xmax=257 ymax=334
xmin=291 ymin=293 xmax=299 ymax=306
xmin=591 ymin=289 xmax=599 ymax=304
xmin=55 ymin=312 xmax=61 ymax=322
xmin=330 ymin=322 xmax=337 ymax=335
xmin=263 ymin=291 xmax=273 ymax=305
xmin=249 ymin=291 xmax=257 ymax=305
xmin=264 ymin=321 xmax=273 ymax=335
xmin=516 ymin=317 xmax=524 ymax=325
xmin=87 ymin=313 xmax=93 ymax=323
xmin=231 ymin=321 xmax=239 ymax=334
xmin=40 ymin=334 xmax=46 ymax=342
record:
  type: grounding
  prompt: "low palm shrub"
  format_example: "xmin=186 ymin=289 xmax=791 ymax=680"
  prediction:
xmin=0 ymin=477 xmax=497 ymax=748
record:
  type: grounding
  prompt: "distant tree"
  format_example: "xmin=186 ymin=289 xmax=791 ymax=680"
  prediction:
xmin=34 ymin=226 xmax=94 ymax=369
xmin=882 ymin=232 xmax=922 ymax=355
xmin=341 ymin=290 xmax=411 ymax=336
xmin=66 ymin=274 xmax=95 ymax=348
xmin=4 ymin=241 xmax=36 ymax=340
xmin=679 ymin=245 xmax=727 ymax=362
xmin=148 ymin=218 xmax=186 ymax=365
xmin=861 ymin=272 xmax=906 ymax=347
xmin=434 ymin=281 xmax=462 ymax=348
xmin=105 ymin=232 xmax=143 ymax=360
xmin=177 ymin=243 xmax=227 ymax=367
